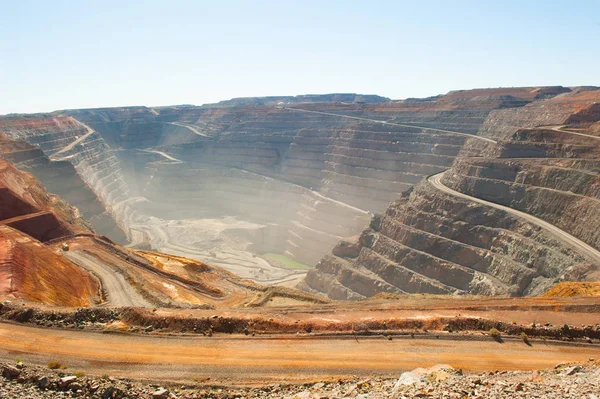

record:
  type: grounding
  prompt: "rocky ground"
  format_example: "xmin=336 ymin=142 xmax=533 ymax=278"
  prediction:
xmin=1 ymin=361 xmax=599 ymax=399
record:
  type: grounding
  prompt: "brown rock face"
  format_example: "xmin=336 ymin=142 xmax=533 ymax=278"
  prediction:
xmin=0 ymin=159 xmax=87 ymax=234
xmin=0 ymin=157 xmax=100 ymax=306
xmin=332 ymin=236 xmax=362 ymax=258
xmin=0 ymin=123 xmax=128 ymax=243
xmin=306 ymin=88 xmax=600 ymax=299
xmin=2 ymin=86 xmax=599 ymax=298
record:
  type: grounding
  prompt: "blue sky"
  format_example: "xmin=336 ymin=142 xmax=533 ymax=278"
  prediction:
xmin=1 ymin=0 xmax=599 ymax=114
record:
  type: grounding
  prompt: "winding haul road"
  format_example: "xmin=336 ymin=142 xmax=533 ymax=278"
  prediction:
xmin=541 ymin=124 xmax=600 ymax=141
xmin=283 ymin=107 xmax=498 ymax=144
xmin=64 ymin=251 xmax=151 ymax=308
xmin=141 ymin=149 xmax=183 ymax=163
xmin=428 ymin=171 xmax=600 ymax=265
xmin=51 ymin=118 xmax=96 ymax=159
xmin=167 ymin=121 xmax=208 ymax=137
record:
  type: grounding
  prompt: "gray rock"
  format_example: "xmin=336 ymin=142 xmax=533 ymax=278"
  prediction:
xmin=393 ymin=371 xmax=422 ymax=390
xmin=2 ymin=365 xmax=20 ymax=378
xmin=37 ymin=375 xmax=50 ymax=389
xmin=561 ymin=366 xmax=581 ymax=376
xmin=152 ymin=387 xmax=170 ymax=399
xmin=70 ymin=382 xmax=83 ymax=391
xmin=101 ymin=386 xmax=125 ymax=399
xmin=59 ymin=375 xmax=78 ymax=388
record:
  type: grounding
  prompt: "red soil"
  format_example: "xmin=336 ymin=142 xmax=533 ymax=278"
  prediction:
xmin=0 ymin=226 xmax=99 ymax=306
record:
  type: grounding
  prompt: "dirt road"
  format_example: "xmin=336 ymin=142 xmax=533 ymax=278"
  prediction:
xmin=141 ymin=149 xmax=183 ymax=163
xmin=168 ymin=122 xmax=208 ymax=137
xmin=51 ymin=118 xmax=96 ymax=158
xmin=64 ymin=250 xmax=151 ymax=307
xmin=284 ymin=107 xmax=498 ymax=144
xmin=428 ymin=171 xmax=600 ymax=264
xmin=0 ymin=322 xmax=597 ymax=384
xmin=541 ymin=124 xmax=600 ymax=140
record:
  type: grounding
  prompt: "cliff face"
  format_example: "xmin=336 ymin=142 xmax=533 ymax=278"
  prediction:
xmin=305 ymin=88 xmax=600 ymax=299
xmin=0 ymin=159 xmax=88 ymax=234
xmin=305 ymin=181 xmax=595 ymax=298
xmin=0 ymin=118 xmax=130 ymax=243
xmin=0 ymin=160 xmax=100 ymax=306
xmin=0 ymin=130 xmax=127 ymax=242
xmin=0 ymin=226 xmax=100 ymax=306
xmin=445 ymin=128 xmax=600 ymax=253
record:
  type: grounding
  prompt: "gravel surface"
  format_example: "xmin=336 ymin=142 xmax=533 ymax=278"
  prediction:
xmin=1 ymin=361 xmax=599 ymax=398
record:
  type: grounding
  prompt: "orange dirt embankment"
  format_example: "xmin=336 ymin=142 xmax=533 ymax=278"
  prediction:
xmin=134 ymin=250 xmax=329 ymax=306
xmin=543 ymin=282 xmax=600 ymax=297
xmin=1 ymin=322 xmax=599 ymax=385
xmin=2 ymin=292 xmax=599 ymax=342
xmin=58 ymin=238 xmax=330 ymax=309
xmin=0 ymin=226 xmax=99 ymax=306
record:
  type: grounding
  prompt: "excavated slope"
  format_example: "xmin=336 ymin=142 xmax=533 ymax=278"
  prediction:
xmin=0 ymin=159 xmax=100 ymax=306
xmin=0 ymin=154 xmax=323 ymax=309
xmin=2 ymin=86 xmax=597 ymax=292
xmin=0 ymin=119 xmax=131 ymax=242
xmin=305 ymin=88 xmax=600 ymax=299
xmin=51 ymin=90 xmax=532 ymax=272
xmin=0 ymin=226 xmax=100 ymax=306
xmin=0 ymin=130 xmax=127 ymax=241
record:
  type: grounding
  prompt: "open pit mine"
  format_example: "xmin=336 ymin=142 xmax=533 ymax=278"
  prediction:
xmin=1 ymin=87 xmax=600 ymax=397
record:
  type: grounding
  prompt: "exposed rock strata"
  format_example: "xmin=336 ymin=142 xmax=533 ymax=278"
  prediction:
xmin=0 ymin=118 xmax=130 ymax=242
xmin=0 ymin=131 xmax=127 ymax=241
xmin=3 ymin=87 xmax=599 ymax=292
xmin=306 ymin=88 xmax=600 ymax=298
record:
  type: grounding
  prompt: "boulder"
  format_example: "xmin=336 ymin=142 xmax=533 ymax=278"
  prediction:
xmin=152 ymin=387 xmax=170 ymax=399
xmin=332 ymin=236 xmax=361 ymax=258
xmin=393 ymin=371 xmax=422 ymax=389
xmin=2 ymin=365 xmax=20 ymax=378
xmin=37 ymin=375 xmax=50 ymax=389
xmin=101 ymin=386 xmax=126 ymax=399
xmin=392 ymin=364 xmax=456 ymax=392
xmin=561 ymin=366 xmax=581 ymax=376
xmin=70 ymin=382 xmax=83 ymax=392
xmin=59 ymin=375 xmax=78 ymax=388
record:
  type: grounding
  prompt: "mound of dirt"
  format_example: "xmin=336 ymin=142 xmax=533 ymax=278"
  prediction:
xmin=542 ymin=282 xmax=600 ymax=297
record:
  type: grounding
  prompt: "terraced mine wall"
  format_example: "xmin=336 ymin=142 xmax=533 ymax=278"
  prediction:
xmin=5 ymin=88 xmax=598 ymax=291
xmin=0 ymin=133 xmax=127 ymax=242
xmin=88 ymin=102 xmax=503 ymax=269
xmin=133 ymin=161 xmax=370 ymax=266
xmin=160 ymin=109 xmax=472 ymax=213
xmin=445 ymin=129 xmax=600 ymax=255
xmin=0 ymin=161 xmax=100 ymax=306
xmin=304 ymin=88 xmax=600 ymax=298
xmin=0 ymin=117 xmax=131 ymax=243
